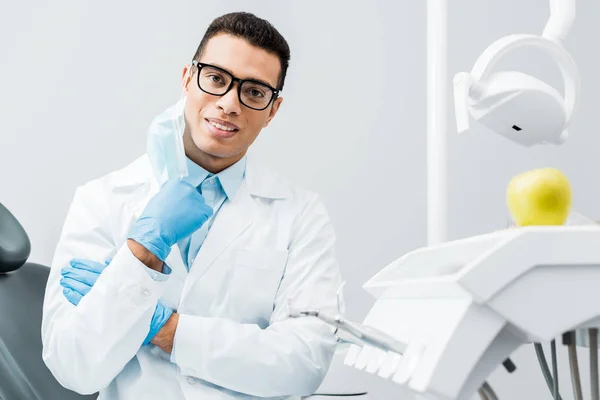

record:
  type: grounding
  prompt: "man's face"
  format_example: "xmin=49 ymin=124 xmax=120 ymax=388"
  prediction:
xmin=181 ymin=33 xmax=283 ymax=171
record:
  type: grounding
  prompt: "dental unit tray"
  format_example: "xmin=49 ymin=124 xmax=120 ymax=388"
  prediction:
xmin=293 ymin=225 xmax=600 ymax=400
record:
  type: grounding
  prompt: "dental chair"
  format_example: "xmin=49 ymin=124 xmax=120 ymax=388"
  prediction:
xmin=0 ymin=202 xmax=97 ymax=400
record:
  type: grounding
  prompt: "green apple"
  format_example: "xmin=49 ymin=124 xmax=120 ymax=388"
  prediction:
xmin=506 ymin=168 xmax=571 ymax=226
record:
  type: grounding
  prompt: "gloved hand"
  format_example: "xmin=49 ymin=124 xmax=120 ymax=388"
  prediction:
xmin=143 ymin=300 xmax=174 ymax=345
xmin=60 ymin=257 xmax=173 ymax=345
xmin=128 ymin=179 xmax=214 ymax=261
xmin=60 ymin=258 xmax=110 ymax=305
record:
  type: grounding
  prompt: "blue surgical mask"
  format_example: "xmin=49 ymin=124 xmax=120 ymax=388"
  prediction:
xmin=146 ymin=96 xmax=189 ymax=185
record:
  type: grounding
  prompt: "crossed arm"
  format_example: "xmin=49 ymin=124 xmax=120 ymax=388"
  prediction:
xmin=127 ymin=238 xmax=176 ymax=353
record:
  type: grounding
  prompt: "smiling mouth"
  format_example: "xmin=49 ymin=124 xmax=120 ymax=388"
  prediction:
xmin=204 ymin=118 xmax=240 ymax=139
xmin=207 ymin=119 xmax=239 ymax=132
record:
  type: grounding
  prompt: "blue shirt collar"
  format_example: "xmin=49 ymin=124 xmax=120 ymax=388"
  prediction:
xmin=183 ymin=155 xmax=246 ymax=200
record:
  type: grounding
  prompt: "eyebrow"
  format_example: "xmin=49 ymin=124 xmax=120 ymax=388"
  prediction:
xmin=207 ymin=62 xmax=277 ymax=89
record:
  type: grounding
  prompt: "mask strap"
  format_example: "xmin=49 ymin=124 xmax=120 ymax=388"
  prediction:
xmin=174 ymin=63 xmax=193 ymax=137
xmin=181 ymin=63 xmax=193 ymax=99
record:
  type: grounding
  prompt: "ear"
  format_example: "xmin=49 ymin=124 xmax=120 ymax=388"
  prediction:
xmin=181 ymin=64 xmax=193 ymax=92
xmin=263 ymin=97 xmax=283 ymax=128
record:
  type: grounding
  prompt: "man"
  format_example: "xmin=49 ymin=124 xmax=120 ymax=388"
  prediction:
xmin=42 ymin=12 xmax=343 ymax=399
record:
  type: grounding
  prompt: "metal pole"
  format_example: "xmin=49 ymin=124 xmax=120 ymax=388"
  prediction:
xmin=427 ymin=0 xmax=448 ymax=245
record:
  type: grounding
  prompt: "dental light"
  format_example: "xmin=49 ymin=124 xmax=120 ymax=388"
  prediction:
xmin=453 ymin=0 xmax=580 ymax=146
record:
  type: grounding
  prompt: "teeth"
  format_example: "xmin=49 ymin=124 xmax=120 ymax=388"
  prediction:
xmin=209 ymin=120 xmax=236 ymax=132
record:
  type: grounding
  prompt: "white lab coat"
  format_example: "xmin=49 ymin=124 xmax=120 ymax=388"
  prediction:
xmin=41 ymin=154 xmax=343 ymax=399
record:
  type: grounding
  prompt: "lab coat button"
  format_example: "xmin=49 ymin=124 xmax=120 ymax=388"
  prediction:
xmin=141 ymin=288 xmax=151 ymax=296
xmin=187 ymin=377 xmax=196 ymax=385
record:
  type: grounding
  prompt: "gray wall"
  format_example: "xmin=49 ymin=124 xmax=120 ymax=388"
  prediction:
xmin=1 ymin=0 xmax=598 ymax=399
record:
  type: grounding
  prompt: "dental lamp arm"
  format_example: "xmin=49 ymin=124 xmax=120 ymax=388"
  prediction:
xmin=543 ymin=0 xmax=576 ymax=41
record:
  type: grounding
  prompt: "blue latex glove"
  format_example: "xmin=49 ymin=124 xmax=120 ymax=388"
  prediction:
xmin=60 ymin=257 xmax=173 ymax=345
xmin=60 ymin=258 xmax=110 ymax=305
xmin=143 ymin=300 xmax=174 ymax=345
xmin=128 ymin=179 xmax=213 ymax=261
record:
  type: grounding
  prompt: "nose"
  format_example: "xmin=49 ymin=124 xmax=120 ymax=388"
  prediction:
xmin=215 ymin=82 xmax=242 ymax=115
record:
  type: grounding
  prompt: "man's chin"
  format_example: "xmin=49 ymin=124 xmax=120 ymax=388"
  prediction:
xmin=190 ymin=139 xmax=236 ymax=158
xmin=189 ymin=130 xmax=248 ymax=158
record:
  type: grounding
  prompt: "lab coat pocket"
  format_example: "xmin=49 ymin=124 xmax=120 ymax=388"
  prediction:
xmin=229 ymin=248 xmax=289 ymax=326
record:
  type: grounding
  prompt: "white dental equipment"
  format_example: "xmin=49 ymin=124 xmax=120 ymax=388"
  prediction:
xmin=453 ymin=0 xmax=580 ymax=147
xmin=291 ymin=224 xmax=600 ymax=400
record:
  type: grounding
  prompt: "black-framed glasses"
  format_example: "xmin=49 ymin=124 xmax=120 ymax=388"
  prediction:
xmin=191 ymin=61 xmax=280 ymax=111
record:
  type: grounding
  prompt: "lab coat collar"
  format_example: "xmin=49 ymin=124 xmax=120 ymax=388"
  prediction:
xmin=243 ymin=155 xmax=290 ymax=200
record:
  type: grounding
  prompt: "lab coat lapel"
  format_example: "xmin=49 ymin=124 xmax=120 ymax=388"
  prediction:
xmin=181 ymin=180 xmax=258 ymax=299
